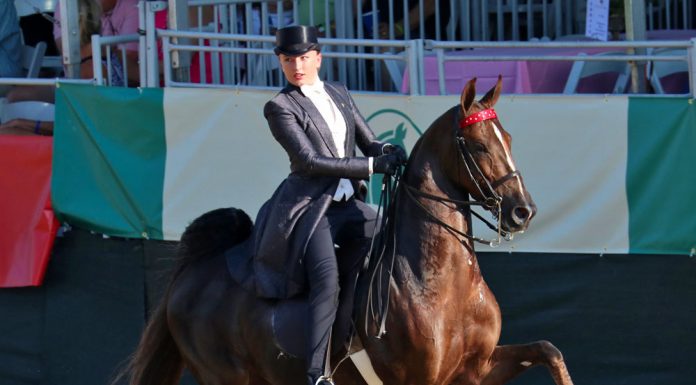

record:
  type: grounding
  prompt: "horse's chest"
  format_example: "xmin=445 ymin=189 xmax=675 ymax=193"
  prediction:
xmin=380 ymin=287 xmax=500 ymax=378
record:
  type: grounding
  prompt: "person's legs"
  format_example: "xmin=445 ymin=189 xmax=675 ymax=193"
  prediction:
xmin=332 ymin=199 xmax=378 ymax=269
xmin=303 ymin=200 xmax=378 ymax=384
xmin=304 ymin=216 xmax=339 ymax=385
xmin=329 ymin=199 xmax=379 ymax=351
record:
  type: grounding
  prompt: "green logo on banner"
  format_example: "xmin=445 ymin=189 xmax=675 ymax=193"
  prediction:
xmin=365 ymin=109 xmax=423 ymax=204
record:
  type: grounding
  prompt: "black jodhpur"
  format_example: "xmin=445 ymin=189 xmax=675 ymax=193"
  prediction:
xmin=304 ymin=198 xmax=377 ymax=385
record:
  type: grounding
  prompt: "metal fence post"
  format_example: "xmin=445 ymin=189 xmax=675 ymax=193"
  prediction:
xmin=146 ymin=2 xmax=168 ymax=87
xmin=689 ymin=38 xmax=696 ymax=97
xmin=59 ymin=0 xmax=80 ymax=79
xmin=91 ymin=35 xmax=103 ymax=85
xmin=169 ymin=0 xmax=191 ymax=83
xmin=138 ymin=1 xmax=147 ymax=87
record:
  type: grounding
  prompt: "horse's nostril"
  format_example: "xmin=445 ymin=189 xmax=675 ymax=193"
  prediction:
xmin=512 ymin=205 xmax=532 ymax=225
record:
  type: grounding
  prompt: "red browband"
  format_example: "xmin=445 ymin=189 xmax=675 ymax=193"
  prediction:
xmin=459 ymin=108 xmax=497 ymax=128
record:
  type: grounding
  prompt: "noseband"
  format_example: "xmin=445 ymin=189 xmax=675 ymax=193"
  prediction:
xmin=402 ymin=108 xmax=521 ymax=246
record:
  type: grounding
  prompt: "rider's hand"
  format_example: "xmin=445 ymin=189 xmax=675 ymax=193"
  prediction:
xmin=382 ymin=144 xmax=408 ymax=165
xmin=374 ymin=154 xmax=401 ymax=175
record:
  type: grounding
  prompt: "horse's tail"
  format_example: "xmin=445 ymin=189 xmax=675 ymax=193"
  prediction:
xmin=176 ymin=207 xmax=253 ymax=271
xmin=114 ymin=208 xmax=252 ymax=385
xmin=118 ymin=300 xmax=183 ymax=385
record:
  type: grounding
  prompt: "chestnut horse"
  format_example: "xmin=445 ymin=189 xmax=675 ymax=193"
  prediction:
xmin=122 ymin=78 xmax=573 ymax=385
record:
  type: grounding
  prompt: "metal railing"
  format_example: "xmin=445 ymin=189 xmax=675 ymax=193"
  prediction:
xmin=91 ymin=34 xmax=141 ymax=87
xmin=0 ymin=78 xmax=93 ymax=87
xmin=427 ymin=38 xmax=696 ymax=95
xmin=156 ymin=28 xmax=424 ymax=93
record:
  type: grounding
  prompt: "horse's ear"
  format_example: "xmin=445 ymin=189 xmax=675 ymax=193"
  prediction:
xmin=480 ymin=75 xmax=502 ymax=108
xmin=461 ymin=77 xmax=477 ymax=115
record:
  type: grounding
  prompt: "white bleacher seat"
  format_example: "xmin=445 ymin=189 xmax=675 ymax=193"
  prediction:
xmin=0 ymin=100 xmax=55 ymax=123
xmin=563 ymin=51 xmax=630 ymax=94
xmin=647 ymin=48 xmax=688 ymax=94
xmin=22 ymin=41 xmax=47 ymax=78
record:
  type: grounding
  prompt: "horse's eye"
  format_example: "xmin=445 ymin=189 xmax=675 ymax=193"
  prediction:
xmin=470 ymin=142 xmax=487 ymax=154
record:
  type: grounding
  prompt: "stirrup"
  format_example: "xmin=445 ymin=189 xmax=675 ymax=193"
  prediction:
xmin=314 ymin=375 xmax=335 ymax=385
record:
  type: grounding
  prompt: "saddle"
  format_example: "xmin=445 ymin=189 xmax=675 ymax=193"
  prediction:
xmin=225 ymin=240 xmax=367 ymax=358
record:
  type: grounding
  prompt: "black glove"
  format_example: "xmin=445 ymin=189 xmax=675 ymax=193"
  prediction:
xmin=374 ymin=153 xmax=401 ymax=175
xmin=382 ymin=144 xmax=408 ymax=165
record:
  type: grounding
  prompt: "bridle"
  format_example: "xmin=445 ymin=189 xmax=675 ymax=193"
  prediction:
xmin=402 ymin=107 xmax=521 ymax=246
xmin=363 ymin=107 xmax=522 ymax=340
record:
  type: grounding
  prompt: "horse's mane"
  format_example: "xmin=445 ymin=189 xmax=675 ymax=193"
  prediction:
xmin=401 ymin=105 xmax=459 ymax=178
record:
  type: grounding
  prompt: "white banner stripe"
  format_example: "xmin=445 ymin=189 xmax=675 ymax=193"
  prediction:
xmin=162 ymin=88 xmax=285 ymax=240
xmin=470 ymin=95 xmax=630 ymax=254
xmin=160 ymin=88 xmax=630 ymax=254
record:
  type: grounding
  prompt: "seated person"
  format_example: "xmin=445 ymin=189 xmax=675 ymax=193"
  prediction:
xmin=53 ymin=0 xmax=140 ymax=86
xmin=1 ymin=0 xmax=109 ymax=135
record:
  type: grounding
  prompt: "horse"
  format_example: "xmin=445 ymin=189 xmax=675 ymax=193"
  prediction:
xmin=121 ymin=77 xmax=573 ymax=385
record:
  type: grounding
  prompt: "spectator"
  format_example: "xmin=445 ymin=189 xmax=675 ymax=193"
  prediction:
xmin=53 ymin=0 xmax=140 ymax=85
xmin=153 ymin=6 xmax=223 ymax=84
xmin=0 ymin=0 xmax=106 ymax=135
xmin=364 ymin=0 xmax=451 ymax=40
xmin=0 ymin=0 xmax=23 ymax=95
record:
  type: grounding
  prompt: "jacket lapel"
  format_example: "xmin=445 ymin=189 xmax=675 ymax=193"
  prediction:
xmin=287 ymin=87 xmax=339 ymax=157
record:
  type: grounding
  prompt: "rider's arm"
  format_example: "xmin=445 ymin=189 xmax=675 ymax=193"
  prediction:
xmin=264 ymin=99 xmax=372 ymax=179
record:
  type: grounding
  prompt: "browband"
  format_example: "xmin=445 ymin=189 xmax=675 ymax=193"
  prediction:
xmin=459 ymin=108 xmax=497 ymax=128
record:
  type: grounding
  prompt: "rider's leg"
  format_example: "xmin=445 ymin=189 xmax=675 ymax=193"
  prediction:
xmin=304 ymin=216 xmax=339 ymax=385
xmin=332 ymin=199 xmax=379 ymax=351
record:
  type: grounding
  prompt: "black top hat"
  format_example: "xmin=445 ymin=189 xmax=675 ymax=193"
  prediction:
xmin=274 ymin=25 xmax=321 ymax=56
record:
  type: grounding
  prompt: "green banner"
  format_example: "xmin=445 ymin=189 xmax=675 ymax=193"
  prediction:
xmin=53 ymin=83 xmax=167 ymax=239
xmin=627 ymin=97 xmax=696 ymax=255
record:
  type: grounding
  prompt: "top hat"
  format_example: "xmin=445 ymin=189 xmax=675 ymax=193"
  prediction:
xmin=274 ymin=25 xmax=321 ymax=56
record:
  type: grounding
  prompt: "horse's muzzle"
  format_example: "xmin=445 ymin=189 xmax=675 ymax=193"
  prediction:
xmin=504 ymin=201 xmax=536 ymax=233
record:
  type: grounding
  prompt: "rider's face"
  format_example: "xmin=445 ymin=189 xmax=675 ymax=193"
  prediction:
xmin=279 ymin=50 xmax=322 ymax=87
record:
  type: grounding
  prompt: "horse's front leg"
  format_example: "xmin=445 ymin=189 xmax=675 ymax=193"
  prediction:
xmin=477 ymin=341 xmax=573 ymax=385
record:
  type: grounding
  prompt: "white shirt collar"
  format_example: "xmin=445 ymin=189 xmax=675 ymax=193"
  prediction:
xmin=300 ymin=80 xmax=325 ymax=96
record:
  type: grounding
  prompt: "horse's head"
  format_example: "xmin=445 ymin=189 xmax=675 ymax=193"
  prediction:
xmin=448 ymin=77 xmax=536 ymax=234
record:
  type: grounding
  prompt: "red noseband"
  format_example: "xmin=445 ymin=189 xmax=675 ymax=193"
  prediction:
xmin=459 ymin=108 xmax=497 ymax=128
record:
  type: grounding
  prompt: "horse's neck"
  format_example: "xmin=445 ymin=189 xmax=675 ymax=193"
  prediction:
xmin=394 ymin=134 xmax=480 ymax=290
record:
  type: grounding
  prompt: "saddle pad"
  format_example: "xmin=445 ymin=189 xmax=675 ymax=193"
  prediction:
xmin=224 ymin=239 xmax=256 ymax=293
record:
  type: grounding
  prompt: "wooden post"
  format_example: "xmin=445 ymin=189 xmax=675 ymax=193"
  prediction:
xmin=624 ymin=0 xmax=647 ymax=93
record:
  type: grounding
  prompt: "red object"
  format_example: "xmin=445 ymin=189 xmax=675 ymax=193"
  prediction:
xmin=460 ymin=109 xmax=498 ymax=128
xmin=155 ymin=11 xmax=223 ymax=84
xmin=0 ymin=136 xmax=59 ymax=287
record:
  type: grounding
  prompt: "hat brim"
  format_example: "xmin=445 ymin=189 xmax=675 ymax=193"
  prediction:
xmin=274 ymin=43 xmax=321 ymax=56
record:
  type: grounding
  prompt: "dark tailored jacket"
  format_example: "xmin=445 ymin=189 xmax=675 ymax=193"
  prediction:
xmin=250 ymin=81 xmax=385 ymax=299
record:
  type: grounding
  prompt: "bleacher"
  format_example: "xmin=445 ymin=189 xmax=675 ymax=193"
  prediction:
xmin=1 ymin=0 xmax=694 ymax=96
